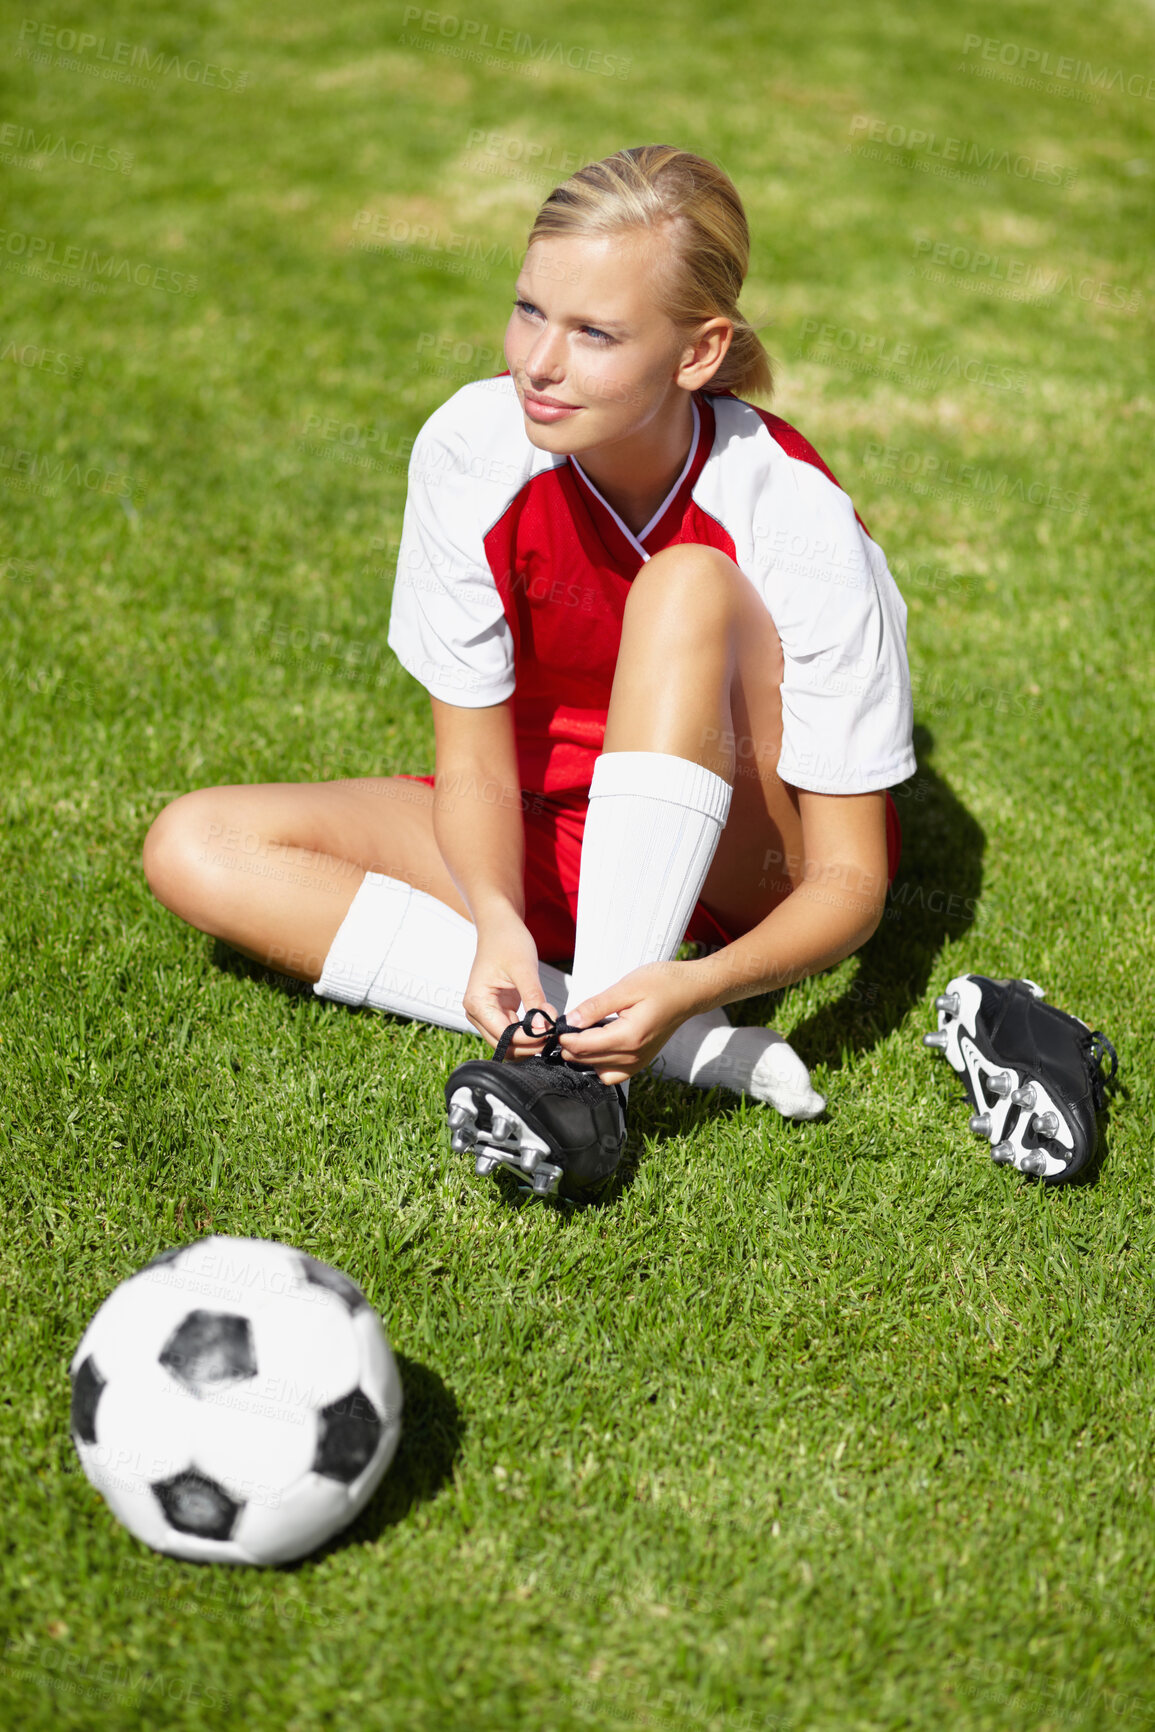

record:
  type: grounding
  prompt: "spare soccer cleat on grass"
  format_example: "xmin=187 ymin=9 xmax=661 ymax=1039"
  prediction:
xmin=923 ymin=974 xmax=1118 ymax=1184
xmin=446 ymin=1009 xmax=627 ymax=1198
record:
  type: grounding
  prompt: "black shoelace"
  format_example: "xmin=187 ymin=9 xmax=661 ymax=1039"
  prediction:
xmin=1088 ymin=1031 xmax=1119 ymax=1111
xmin=492 ymin=1007 xmax=585 ymax=1067
xmin=492 ymin=1008 xmax=628 ymax=1118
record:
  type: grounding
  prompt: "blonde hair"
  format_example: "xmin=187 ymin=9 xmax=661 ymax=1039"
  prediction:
xmin=527 ymin=145 xmax=773 ymax=400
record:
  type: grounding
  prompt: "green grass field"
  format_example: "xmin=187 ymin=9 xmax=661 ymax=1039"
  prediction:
xmin=2 ymin=0 xmax=1154 ymax=1725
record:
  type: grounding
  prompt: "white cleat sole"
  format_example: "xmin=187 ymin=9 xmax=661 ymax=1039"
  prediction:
xmin=924 ymin=975 xmax=1076 ymax=1179
xmin=448 ymin=1086 xmax=564 ymax=1196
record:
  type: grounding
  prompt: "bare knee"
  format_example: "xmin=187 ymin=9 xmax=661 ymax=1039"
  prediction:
xmin=142 ymin=788 xmax=235 ymax=919
xmin=624 ymin=544 xmax=744 ymax=635
xmin=629 ymin=542 xmax=743 ymax=593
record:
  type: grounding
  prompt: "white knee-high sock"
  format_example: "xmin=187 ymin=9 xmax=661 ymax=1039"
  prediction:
xmin=566 ymin=752 xmax=733 ymax=1005
xmin=563 ymin=752 xmax=732 ymax=1105
xmin=314 ymin=871 xmax=477 ymax=1033
xmin=314 ymin=869 xmax=825 ymax=1119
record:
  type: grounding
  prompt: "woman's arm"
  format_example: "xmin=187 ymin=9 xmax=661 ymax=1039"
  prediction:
xmin=430 ymin=696 xmax=556 ymax=1047
xmin=559 ymin=789 xmax=890 ymax=1082
xmin=695 ymin=788 xmax=890 ymax=1010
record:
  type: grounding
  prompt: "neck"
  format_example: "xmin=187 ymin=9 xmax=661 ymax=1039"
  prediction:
xmin=574 ymin=393 xmax=697 ymax=538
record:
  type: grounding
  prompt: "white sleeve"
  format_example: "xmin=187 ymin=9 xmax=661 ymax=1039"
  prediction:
xmin=386 ymin=416 xmax=516 ymax=708
xmin=758 ymin=465 xmax=916 ymax=795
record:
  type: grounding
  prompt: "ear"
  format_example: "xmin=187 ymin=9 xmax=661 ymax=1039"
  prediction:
xmin=675 ymin=317 xmax=733 ymax=391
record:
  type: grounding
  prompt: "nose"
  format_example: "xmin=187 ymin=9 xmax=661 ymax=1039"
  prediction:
xmin=524 ymin=323 xmax=565 ymax=386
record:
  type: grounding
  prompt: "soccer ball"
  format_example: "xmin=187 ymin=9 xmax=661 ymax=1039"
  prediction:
xmin=69 ymin=1236 xmax=403 ymax=1566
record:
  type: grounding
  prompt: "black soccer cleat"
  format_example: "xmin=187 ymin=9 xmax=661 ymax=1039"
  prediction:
xmin=923 ymin=974 xmax=1118 ymax=1184
xmin=446 ymin=1009 xmax=627 ymax=1197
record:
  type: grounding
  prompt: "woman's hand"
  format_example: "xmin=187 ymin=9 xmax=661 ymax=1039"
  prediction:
xmin=556 ymin=960 xmax=709 ymax=1085
xmin=462 ymin=909 xmax=557 ymax=1055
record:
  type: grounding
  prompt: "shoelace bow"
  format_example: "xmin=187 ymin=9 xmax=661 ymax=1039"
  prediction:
xmin=492 ymin=1007 xmax=584 ymax=1067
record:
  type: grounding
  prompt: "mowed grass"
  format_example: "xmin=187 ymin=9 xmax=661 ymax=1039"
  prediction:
xmin=2 ymin=0 xmax=1154 ymax=1726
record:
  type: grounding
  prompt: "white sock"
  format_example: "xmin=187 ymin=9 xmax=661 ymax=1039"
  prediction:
xmin=315 ymin=869 xmax=825 ymax=1119
xmin=563 ymin=752 xmax=732 ymax=1106
xmin=648 ymin=1006 xmax=826 ymax=1119
xmin=544 ymin=962 xmax=824 ymax=1118
xmin=566 ymin=752 xmax=733 ymax=1007
xmin=314 ymin=871 xmax=477 ymax=1034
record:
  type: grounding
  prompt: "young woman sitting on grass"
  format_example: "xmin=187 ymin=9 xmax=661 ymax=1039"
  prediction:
xmin=143 ymin=145 xmax=915 ymax=1194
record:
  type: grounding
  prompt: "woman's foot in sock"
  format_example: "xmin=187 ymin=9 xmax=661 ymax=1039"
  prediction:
xmin=649 ymin=1011 xmax=826 ymax=1119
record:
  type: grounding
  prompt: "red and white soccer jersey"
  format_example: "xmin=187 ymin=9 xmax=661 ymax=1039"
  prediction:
xmin=387 ymin=375 xmax=916 ymax=799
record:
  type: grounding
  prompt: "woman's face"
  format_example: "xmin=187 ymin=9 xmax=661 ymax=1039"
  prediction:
xmin=504 ymin=228 xmax=711 ymax=460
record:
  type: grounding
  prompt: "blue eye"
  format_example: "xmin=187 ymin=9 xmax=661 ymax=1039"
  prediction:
xmin=582 ymin=326 xmax=613 ymax=343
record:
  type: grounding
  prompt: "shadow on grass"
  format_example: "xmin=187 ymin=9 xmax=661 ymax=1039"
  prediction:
xmin=211 ymin=941 xmax=317 ymax=999
xmin=733 ymin=726 xmax=988 ymax=1069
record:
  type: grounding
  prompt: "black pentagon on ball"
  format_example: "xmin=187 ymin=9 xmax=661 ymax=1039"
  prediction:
xmin=313 ymin=1388 xmax=382 ymax=1483
xmin=297 ymin=1253 xmax=368 ymax=1314
xmin=152 ymin=1468 xmax=241 ymax=1541
xmin=159 ymin=1311 xmax=257 ymax=1396
xmin=70 ymin=1354 xmax=106 ymax=1445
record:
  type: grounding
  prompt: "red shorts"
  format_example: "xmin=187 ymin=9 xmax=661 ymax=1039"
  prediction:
xmin=401 ymin=777 xmax=901 ymax=966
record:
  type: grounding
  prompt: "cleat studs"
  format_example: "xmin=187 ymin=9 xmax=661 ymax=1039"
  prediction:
xmin=475 ymin=1154 xmax=498 ymax=1177
xmin=988 ymin=1072 xmax=1013 ymax=1098
xmin=923 ymin=1031 xmax=949 ymax=1050
xmin=1011 ymin=1083 xmax=1037 ymax=1110
xmin=991 ymin=1141 xmax=1015 ymax=1164
xmin=1031 ymin=1110 xmax=1060 ymax=1139
xmin=531 ymin=1167 xmax=559 ymax=1196
xmin=450 ymin=1128 xmax=476 ymax=1153
xmin=448 ymin=1104 xmax=475 ymax=1130
xmin=934 ymin=992 xmax=960 ymax=1015
xmin=969 ymin=1113 xmax=993 ymax=1139
xmin=490 ymin=1113 xmax=514 ymax=1143
xmin=520 ymin=1149 xmax=542 ymax=1174
xmin=1020 ymin=1151 xmax=1048 ymax=1177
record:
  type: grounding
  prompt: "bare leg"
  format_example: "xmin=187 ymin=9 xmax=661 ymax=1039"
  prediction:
xmin=142 ymin=778 xmax=468 ymax=983
xmin=603 ymin=543 xmax=804 ymax=936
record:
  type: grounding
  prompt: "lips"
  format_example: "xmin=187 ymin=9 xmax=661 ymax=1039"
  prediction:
xmin=522 ymin=390 xmax=581 ymax=424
